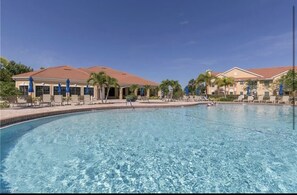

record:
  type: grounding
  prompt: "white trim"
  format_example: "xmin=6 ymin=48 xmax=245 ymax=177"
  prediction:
xmin=217 ymin=67 xmax=263 ymax=78
xmin=271 ymin=70 xmax=290 ymax=79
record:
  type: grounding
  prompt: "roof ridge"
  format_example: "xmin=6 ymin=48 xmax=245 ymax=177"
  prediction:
xmin=30 ymin=65 xmax=75 ymax=76
xmin=247 ymin=65 xmax=293 ymax=70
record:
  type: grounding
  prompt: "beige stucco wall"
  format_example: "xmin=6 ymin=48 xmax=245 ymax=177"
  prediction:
xmin=206 ymin=68 xmax=288 ymax=96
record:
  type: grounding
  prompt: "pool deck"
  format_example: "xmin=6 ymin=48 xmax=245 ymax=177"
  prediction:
xmin=0 ymin=100 xmax=207 ymax=127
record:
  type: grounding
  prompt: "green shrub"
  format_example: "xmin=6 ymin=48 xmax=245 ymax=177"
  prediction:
xmin=208 ymin=94 xmax=238 ymax=102
xmin=0 ymin=101 xmax=10 ymax=109
xmin=126 ymin=94 xmax=137 ymax=102
xmin=149 ymin=96 xmax=160 ymax=100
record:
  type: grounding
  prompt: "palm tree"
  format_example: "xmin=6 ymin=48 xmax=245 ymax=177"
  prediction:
xmin=188 ymin=79 xmax=196 ymax=95
xmin=196 ymin=71 xmax=216 ymax=97
xmin=215 ymin=77 xmax=235 ymax=98
xmin=104 ymin=76 xmax=119 ymax=103
xmin=170 ymin=80 xmax=182 ymax=100
xmin=159 ymin=80 xmax=182 ymax=101
xmin=87 ymin=71 xmax=107 ymax=103
xmin=159 ymin=79 xmax=170 ymax=99
xmin=129 ymin=84 xmax=139 ymax=95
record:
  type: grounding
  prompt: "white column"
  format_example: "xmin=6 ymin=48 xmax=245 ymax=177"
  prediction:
xmin=146 ymin=88 xmax=150 ymax=98
xmin=158 ymin=90 xmax=162 ymax=98
xmin=94 ymin=86 xmax=98 ymax=100
xmin=119 ymin=87 xmax=123 ymax=99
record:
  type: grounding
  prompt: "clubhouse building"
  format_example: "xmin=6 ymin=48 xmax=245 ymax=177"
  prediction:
xmin=12 ymin=65 xmax=159 ymax=99
xmin=207 ymin=66 xmax=295 ymax=96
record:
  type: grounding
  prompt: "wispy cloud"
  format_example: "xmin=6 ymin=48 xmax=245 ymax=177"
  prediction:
xmin=185 ymin=40 xmax=197 ymax=45
xmin=234 ymin=32 xmax=291 ymax=57
xmin=180 ymin=20 xmax=189 ymax=25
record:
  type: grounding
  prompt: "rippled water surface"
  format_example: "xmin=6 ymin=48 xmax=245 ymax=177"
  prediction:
xmin=1 ymin=104 xmax=297 ymax=193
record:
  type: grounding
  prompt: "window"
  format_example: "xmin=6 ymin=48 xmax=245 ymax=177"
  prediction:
xmin=240 ymin=91 xmax=243 ymax=95
xmin=105 ymin=87 xmax=115 ymax=97
xmin=54 ymin=86 xmax=66 ymax=96
xmin=35 ymin=86 xmax=50 ymax=97
xmin=19 ymin=86 xmax=28 ymax=95
xmin=264 ymin=81 xmax=270 ymax=87
xmin=109 ymin=88 xmax=115 ymax=96
xmin=230 ymin=92 xmax=233 ymax=95
xmin=84 ymin=87 xmax=94 ymax=96
xmin=264 ymin=92 xmax=269 ymax=97
xmin=123 ymin=88 xmax=127 ymax=96
xmin=70 ymin=87 xmax=81 ymax=96
xmin=240 ymin=82 xmax=244 ymax=85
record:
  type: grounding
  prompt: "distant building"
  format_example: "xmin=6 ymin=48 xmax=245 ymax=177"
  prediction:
xmin=206 ymin=66 xmax=295 ymax=96
xmin=12 ymin=65 xmax=159 ymax=99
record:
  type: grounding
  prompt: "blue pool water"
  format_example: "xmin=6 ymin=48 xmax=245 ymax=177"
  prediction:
xmin=1 ymin=104 xmax=297 ymax=193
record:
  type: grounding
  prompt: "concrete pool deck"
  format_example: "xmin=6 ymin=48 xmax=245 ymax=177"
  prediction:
xmin=0 ymin=100 xmax=207 ymax=127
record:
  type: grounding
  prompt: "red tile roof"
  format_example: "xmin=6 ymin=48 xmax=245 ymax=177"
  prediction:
xmin=247 ymin=66 xmax=295 ymax=79
xmin=214 ymin=66 xmax=295 ymax=79
xmin=13 ymin=65 xmax=159 ymax=86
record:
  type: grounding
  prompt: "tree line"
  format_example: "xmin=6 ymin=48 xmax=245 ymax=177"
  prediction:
xmin=0 ymin=57 xmax=34 ymax=98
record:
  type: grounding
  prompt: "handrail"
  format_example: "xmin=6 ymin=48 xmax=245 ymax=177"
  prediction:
xmin=126 ymin=99 xmax=135 ymax=109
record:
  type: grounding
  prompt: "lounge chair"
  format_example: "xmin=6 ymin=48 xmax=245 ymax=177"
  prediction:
xmin=83 ymin=95 xmax=93 ymax=105
xmin=40 ymin=94 xmax=52 ymax=107
xmin=243 ymin=96 xmax=254 ymax=103
xmin=53 ymin=95 xmax=63 ymax=106
xmin=278 ymin=96 xmax=290 ymax=104
xmin=188 ymin=95 xmax=194 ymax=102
xmin=265 ymin=96 xmax=276 ymax=104
xmin=233 ymin=95 xmax=243 ymax=102
xmin=15 ymin=96 xmax=28 ymax=107
xmin=71 ymin=95 xmax=82 ymax=105
xmin=253 ymin=95 xmax=264 ymax=103
xmin=183 ymin=95 xmax=189 ymax=102
xmin=194 ymin=96 xmax=201 ymax=102
xmin=202 ymin=96 xmax=209 ymax=101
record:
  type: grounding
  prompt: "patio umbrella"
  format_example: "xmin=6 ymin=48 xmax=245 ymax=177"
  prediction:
xmin=279 ymin=84 xmax=283 ymax=96
xmin=85 ymin=85 xmax=89 ymax=95
xmin=140 ymin=88 xmax=145 ymax=96
xmin=58 ymin=83 xmax=62 ymax=95
xmin=247 ymin=85 xmax=250 ymax=96
xmin=196 ymin=88 xmax=200 ymax=95
xmin=28 ymin=76 xmax=34 ymax=93
xmin=66 ymin=79 xmax=70 ymax=94
xmin=184 ymin=86 xmax=189 ymax=96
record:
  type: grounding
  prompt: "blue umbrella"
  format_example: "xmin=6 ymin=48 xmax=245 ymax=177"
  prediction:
xmin=279 ymin=84 xmax=283 ymax=96
xmin=85 ymin=85 xmax=89 ymax=95
xmin=140 ymin=88 xmax=145 ymax=96
xmin=196 ymin=88 xmax=200 ymax=95
xmin=247 ymin=85 xmax=250 ymax=96
xmin=66 ymin=79 xmax=70 ymax=94
xmin=58 ymin=83 xmax=62 ymax=95
xmin=28 ymin=76 xmax=34 ymax=93
xmin=184 ymin=86 xmax=189 ymax=96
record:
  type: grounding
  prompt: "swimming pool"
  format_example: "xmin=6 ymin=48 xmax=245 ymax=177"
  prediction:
xmin=1 ymin=104 xmax=297 ymax=193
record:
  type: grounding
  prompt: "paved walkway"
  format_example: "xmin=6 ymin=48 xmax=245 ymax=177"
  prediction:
xmin=0 ymin=100 xmax=207 ymax=127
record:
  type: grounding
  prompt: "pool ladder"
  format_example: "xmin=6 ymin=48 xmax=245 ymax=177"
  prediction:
xmin=126 ymin=100 xmax=135 ymax=110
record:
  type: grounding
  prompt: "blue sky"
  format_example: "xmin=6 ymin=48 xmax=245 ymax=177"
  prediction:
xmin=1 ymin=0 xmax=295 ymax=87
